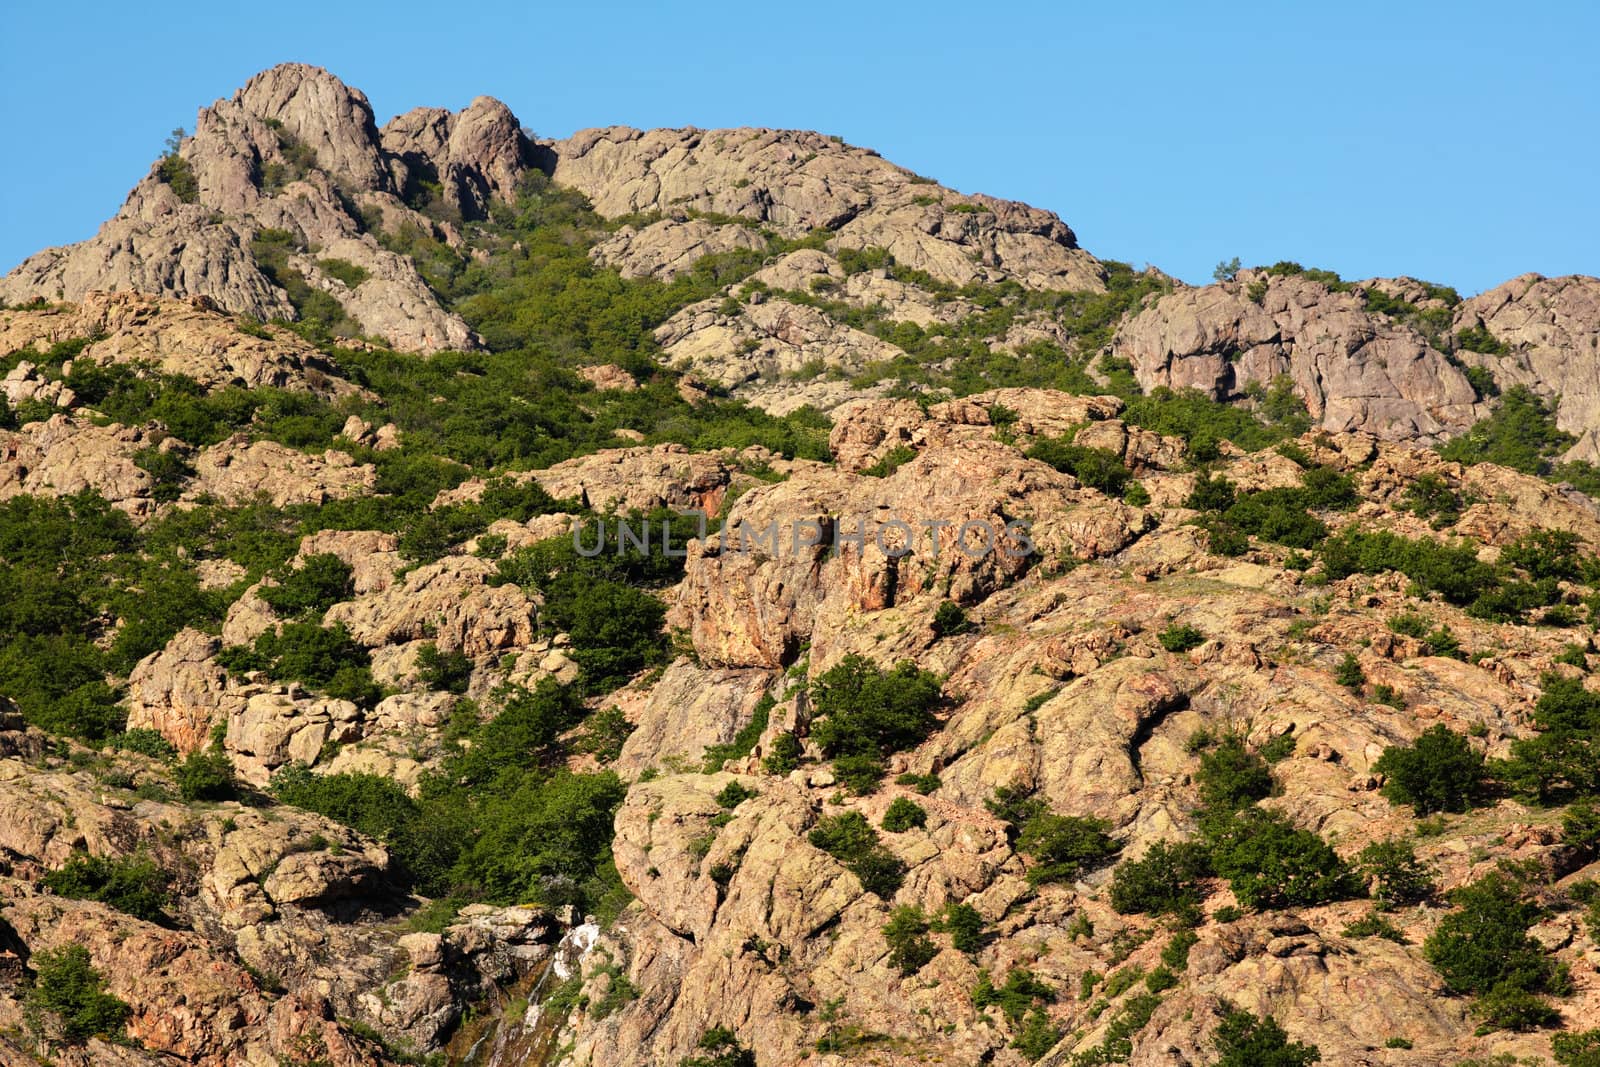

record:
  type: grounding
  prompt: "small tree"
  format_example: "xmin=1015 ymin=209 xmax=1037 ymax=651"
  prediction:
xmin=1211 ymin=1006 xmax=1321 ymax=1066
xmin=679 ymin=1025 xmax=756 ymax=1067
xmin=881 ymin=796 xmax=927 ymax=832
xmin=1355 ymin=838 xmax=1435 ymax=908
xmin=1016 ymin=813 xmax=1120 ymax=886
xmin=1335 ymin=652 xmax=1365 ymax=691
xmin=1109 ymin=839 xmax=1212 ymax=917
xmin=175 ymin=744 xmax=236 ymax=801
xmin=934 ymin=901 xmax=985 ymax=954
xmin=1372 ymin=725 xmax=1485 ymax=814
xmin=1158 ymin=622 xmax=1205 ymax=653
xmin=25 ymin=945 xmax=131 ymax=1044
xmin=931 ymin=600 xmax=973 ymax=637
xmin=1213 ymin=257 xmax=1242 ymax=283
xmin=882 ymin=905 xmax=938 ymax=975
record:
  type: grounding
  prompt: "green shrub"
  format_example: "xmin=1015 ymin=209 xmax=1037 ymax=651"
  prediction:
xmin=1185 ymin=474 xmax=1237 ymax=512
xmin=972 ymin=968 xmax=1055 ymax=1024
xmin=258 ymin=553 xmax=354 ymax=618
xmin=808 ymin=811 xmax=905 ymax=898
xmin=882 ymin=905 xmax=938 ymax=974
xmin=933 ymin=901 xmax=985 ymax=954
xmin=679 ymin=1025 xmax=756 ymax=1067
xmin=862 ymin=446 xmax=916 ymax=477
xmin=1372 ymin=725 xmax=1486 ymax=814
xmin=1387 ymin=612 xmax=1429 ymax=639
xmin=1355 ymin=838 xmax=1435 ymax=908
xmin=41 ymin=851 xmax=172 ymax=923
xmin=1562 ymin=800 xmax=1600 ymax=864
xmin=1320 ymin=526 xmax=1498 ymax=606
xmin=894 ymin=772 xmax=941 ymax=794
xmin=1502 ymin=673 xmax=1600 ymax=802
xmin=1025 ymin=438 xmax=1131 ymax=496
xmin=881 ymin=796 xmax=927 ymax=832
xmin=810 ymin=655 xmax=942 ymax=790
xmin=176 ymin=745 xmax=236 ymax=801
xmin=1423 ymin=868 xmax=1569 ymax=1025
xmin=1341 ymin=911 xmax=1406 ymax=942
xmin=1402 ymin=473 xmax=1462 ymax=524
xmin=1335 ymin=652 xmax=1365 ymax=690
xmin=156 ymin=153 xmax=198 ymax=204
xmin=714 ymin=780 xmax=759 ymax=809
xmin=762 ymin=731 xmax=802 ymax=774
xmin=1161 ymin=929 xmax=1199 ymax=971
xmin=318 ymin=258 xmax=371 ymax=288
xmin=702 ymin=693 xmax=772 ymax=772
xmin=1456 ymin=325 xmax=1510 ymax=355
xmin=1012 ymin=1007 xmax=1062 ymax=1061
xmin=1195 ymin=735 xmax=1274 ymax=812
xmin=1017 ymin=813 xmax=1120 ymax=886
xmin=1439 ymin=386 xmax=1574 ymax=476
xmin=114 ymin=728 xmax=177 ymax=760
xmin=1259 ymin=731 xmax=1297 ymax=763
xmin=24 ymin=945 xmax=131 ymax=1044
xmin=270 ymin=764 xmax=419 ymax=844
xmin=1158 ymin=623 xmax=1205 ymax=653
xmin=416 ymin=642 xmax=472 ymax=694
xmin=1553 ymin=1030 xmax=1600 ymax=1067
xmin=1211 ymin=1006 xmax=1321 ymax=1067
xmin=1205 ymin=807 xmax=1358 ymax=911
xmin=1109 ymin=839 xmax=1212 ymax=917
xmin=931 ymin=600 xmax=973 ymax=637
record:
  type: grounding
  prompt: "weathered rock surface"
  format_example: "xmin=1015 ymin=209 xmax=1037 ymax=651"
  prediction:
xmin=190 ymin=434 xmax=376 ymax=506
xmin=1115 ymin=269 xmax=1488 ymax=443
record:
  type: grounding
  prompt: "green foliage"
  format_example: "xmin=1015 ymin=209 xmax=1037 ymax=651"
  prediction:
xmin=881 ymin=796 xmax=927 ymax=832
xmin=1162 ymin=929 xmax=1199 ymax=971
xmin=1333 ymin=652 xmax=1365 ymax=691
xmin=415 ymin=642 xmax=472 ymax=694
xmin=1016 ymin=812 xmax=1120 ymax=886
xmin=1213 ymin=257 xmax=1241 ymax=282
xmin=1553 ymin=1030 xmax=1600 ymax=1067
xmin=1109 ymin=839 xmax=1212 ymax=917
xmin=1439 ymin=386 xmax=1575 ymax=476
xmin=156 ymin=152 xmax=198 ymax=203
xmin=933 ymin=901 xmax=985 ymax=954
xmin=270 ymin=764 xmax=419 ymax=844
xmin=808 ymin=811 xmax=905 ymax=898
xmin=1025 ymin=437 xmax=1131 ymax=495
xmin=114 ymin=728 xmax=177 ymax=760
xmin=699 ymin=695 xmax=771 ymax=772
xmin=25 ymin=945 xmax=131 ymax=1044
xmin=1211 ymin=1006 xmax=1321 ymax=1067
xmin=1123 ymin=385 xmax=1304 ymax=460
xmin=318 ymin=258 xmax=371 ymax=288
xmin=861 ymin=445 xmax=916 ymax=477
xmin=679 ymin=1025 xmax=756 ymax=1067
xmin=809 ymin=655 xmax=942 ymax=789
xmin=1185 ymin=474 xmax=1237 ymax=512
xmin=1456 ymin=325 xmax=1511 ymax=355
xmin=1501 ymin=673 xmax=1600 ymax=802
xmin=1195 ymin=735 xmax=1274 ymax=812
xmin=762 ymin=731 xmax=802 ymax=774
xmin=41 ymin=850 xmax=172 ymax=923
xmin=972 ymin=968 xmax=1055 ymax=1024
xmin=894 ymin=772 xmax=941 ymax=794
xmin=1372 ymin=725 xmax=1486 ymax=814
xmin=882 ymin=904 xmax=939 ymax=974
xmin=1205 ymin=807 xmax=1358 ymax=911
xmin=1402 ymin=472 xmax=1463 ymax=525
xmin=132 ymin=445 xmax=193 ymax=502
xmin=1157 ymin=623 xmax=1205 ymax=653
xmin=1320 ymin=526 xmax=1499 ymax=607
xmin=1355 ymin=838 xmax=1436 ymax=908
xmin=176 ymin=745 xmax=236 ymax=801
xmin=1562 ymin=800 xmax=1600 ymax=864
xmin=1424 ymin=868 xmax=1569 ymax=1027
xmin=1012 ymin=1007 xmax=1062 ymax=1061
xmin=1341 ymin=911 xmax=1407 ymax=942
xmin=219 ymin=621 xmax=380 ymax=706
xmin=258 ymin=553 xmax=354 ymax=618
xmin=931 ymin=600 xmax=973 ymax=637
xmin=714 ymin=780 xmax=759 ymax=809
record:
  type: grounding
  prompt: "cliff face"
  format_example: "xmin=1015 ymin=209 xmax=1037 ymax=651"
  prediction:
xmin=2 ymin=64 xmax=1600 ymax=1067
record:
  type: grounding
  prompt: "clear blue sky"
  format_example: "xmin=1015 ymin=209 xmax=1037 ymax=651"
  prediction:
xmin=3 ymin=0 xmax=1596 ymax=293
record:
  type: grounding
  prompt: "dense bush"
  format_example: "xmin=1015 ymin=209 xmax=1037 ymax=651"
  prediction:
xmin=1423 ymin=868 xmax=1570 ymax=1028
xmin=1502 ymin=673 xmax=1600 ymax=801
xmin=935 ymin=901 xmax=985 ymax=954
xmin=1372 ymin=725 xmax=1487 ymax=814
xmin=41 ymin=850 xmax=172 ymax=923
xmin=219 ymin=621 xmax=381 ymax=706
xmin=176 ymin=745 xmax=237 ymax=801
xmin=881 ymin=796 xmax=927 ymax=832
xmin=1211 ymin=1006 xmax=1322 ymax=1067
xmin=1158 ymin=623 xmax=1205 ymax=653
xmin=809 ymin=656 xmax=941 ymax=790
xmin=931 ymin=600 xmax=973 ymax=637
xmin=1355 ymin=838 xmax=1436 ymax=908
xmin=808 ymin=811 xmax=905 ymax=898
xmin=972 ymin=968 xmax=1055 ymax=1025
xmin=882 ymin=905 xmax=939 ymax=974
xmin=1205 ymin=807 xmax=1358 ymax=910
xmin=1439 ymin=386 xmax=1574 ymax=475
xmin=257 ymin=553 xmax=353 ymax=618
xmin=24 ymin=945 xmax=130 ymax=1044
xmin=1025 ymin=438 xmax=1131 ymax=495
xmin=1319 ymin=526 xmax=1499 ymax=606
xmin=1108 ymin=839 xmax=1212 ymax=917
xmin=270 ymin=764 xmax=419 ymax=844
xmin=1194 ymin=735 xmax=1274 ymax=813
xmin=1016 ymin=812 xmax=1120 ymax=886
